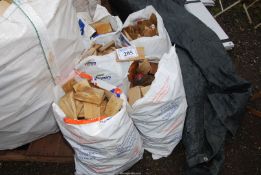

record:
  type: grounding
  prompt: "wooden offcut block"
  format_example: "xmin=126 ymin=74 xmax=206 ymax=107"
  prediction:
xmin=100 ymin=99 xmax=108 ymax=116
xmin=59 ymin=92 xmax=77 ymax=119
xmin=84 ymin=103 xmax=101 ymax=119
xmin=138 ymin=59 xmax=151 ymax=74
xmin=149 ymin=62 xmax=158 ymax=75
xmin=62 ymin=79 xmax=77 ymax=93
xmin=105 ymin=95 xmax=123 ymax=116
xmin=141 ymin=85 xmax=151 ymax=97
xmin=0 ymin=0 xmax=10 ymax=16
xmin=74 ymin=87 xmax=105 ymax=105
xmin=73 ymin=79 xmax=91 ymax=92
xmin=104 ymin=90 xmax=113 ymax=99
xmin=98 ymin=41 xmax=115 ymax=52
xmin=75 ymin=100 xmax=84 ymax=117
xmin=92 ymin=22 xmax=113 ymax=34
xmin=128 ymin=86 xmax=142 ymax=106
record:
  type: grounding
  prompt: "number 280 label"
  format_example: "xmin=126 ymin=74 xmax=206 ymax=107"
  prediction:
xmin=116 ymin=46 xmax=138 ymax=60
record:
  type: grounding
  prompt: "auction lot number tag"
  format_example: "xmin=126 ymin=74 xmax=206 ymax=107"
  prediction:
xmin=116 ymin=46 xmax=138 ymax=61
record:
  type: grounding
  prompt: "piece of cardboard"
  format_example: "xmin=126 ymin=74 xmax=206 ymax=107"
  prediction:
xmin=128 ymin=86 xmax=142 ymax=106
xmin=116 ymin=47 xmax=145 ymax=62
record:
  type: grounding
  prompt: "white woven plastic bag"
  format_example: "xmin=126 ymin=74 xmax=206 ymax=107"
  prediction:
xmin=0 ymin=0 xmax=83 ymax=149
xmin=127 ymin=46 xmax=188 ymax=159
xmin=53 ymin=78 xmax=144 ymax=175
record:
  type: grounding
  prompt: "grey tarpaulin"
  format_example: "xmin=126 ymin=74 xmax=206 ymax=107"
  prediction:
xmin=108 ymin=0 xmax=251 ymax=174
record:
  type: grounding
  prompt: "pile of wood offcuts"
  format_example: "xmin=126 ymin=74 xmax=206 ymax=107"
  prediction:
xmin=59 ymin=79 xmax=123 ymax=120
xmin=122 ymin=13 xmax=158 ymax=41
xmin=81 ymin=41 xmax=116 ymax=59
xmin=128 ymin=59 xmax=158 ymax=105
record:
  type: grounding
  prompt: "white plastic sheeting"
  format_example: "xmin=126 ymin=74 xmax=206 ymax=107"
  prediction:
xmin=0 ymin=0 xmax=84 ymax=149
xmin=185 ymin=1 xmax=234 ymax=49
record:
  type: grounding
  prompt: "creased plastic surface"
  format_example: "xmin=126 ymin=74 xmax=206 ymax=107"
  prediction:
xmin=128 ymin=46 xmax=187 ymax=159
xmin=0 ymin=0 xmax=83 ymax=149
xmin=53 ymin=80 xmax=143 ymax=175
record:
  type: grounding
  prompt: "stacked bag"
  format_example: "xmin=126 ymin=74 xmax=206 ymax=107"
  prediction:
xmin=53 ymin=4 xmax=188 ymax=174
xmin=0 ymin=0 xmax=187 ymax=174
